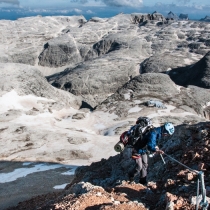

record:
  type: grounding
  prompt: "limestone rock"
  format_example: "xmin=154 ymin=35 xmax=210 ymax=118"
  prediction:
xmin=169 ymin=51 xmax=210 ymax=88
xmin=47 ymin=57 xmax=137 ymax=108
xmin=0 ymin=63 xmax=82 ymax=110
xmin=131 ymin=12 xmax=166 ymax=24
xmin=38 ymin=34 xmax=83 ymax=67
xmin=140 ymin=54 xmax=186 ymax=73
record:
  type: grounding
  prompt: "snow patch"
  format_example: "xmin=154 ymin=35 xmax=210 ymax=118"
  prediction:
xmin=134 ymin=100 xmax=142 ymax=104
xmin=53 ymin=183 xmax=69 ymax=189
xmin=128 ymin=106 xmax=142 ymax=113
xmin=124 ymin=93 xmax=130 ymax=100
xmin=22 ymin=162 xmax=33 ymax=166
xmin=0 ymin=163 xmax=72 ymax=183
xmin=62 ymin=166 xmax=77 ymax=175
xmin=0 ymin=90 xmax=54 ymax=114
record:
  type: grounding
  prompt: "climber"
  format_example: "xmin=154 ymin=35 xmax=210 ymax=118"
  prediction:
xmin=128 ymin=122 xmax=175 ymax=185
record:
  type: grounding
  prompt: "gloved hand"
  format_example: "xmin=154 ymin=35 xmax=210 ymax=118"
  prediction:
xmin=155 ymin=146 xmax=164 ymax=154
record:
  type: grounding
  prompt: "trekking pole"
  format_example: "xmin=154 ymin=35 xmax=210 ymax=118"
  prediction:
xmin=160 ymin=154 xmax=166 ymax=164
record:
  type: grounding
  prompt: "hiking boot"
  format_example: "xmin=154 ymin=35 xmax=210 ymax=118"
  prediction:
xmin=128 ymin=173 xmax=134 ymax=183
xmin=129 ymin=176 xmax=134 ymax=182
xmin=139 ymin=177 xmax=147 ymax=185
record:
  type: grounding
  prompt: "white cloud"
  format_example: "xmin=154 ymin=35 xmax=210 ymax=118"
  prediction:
xmin=70 ymin=0 xmax=143 ymax=7
xmin=176 ymin=0 xmax=191 ymax=4
xmin=86 ymin=9 xmax=94 ymax=14
xmin=74 ymin=8 xmax=82 ymax=13
xmin=102 ymin=0 xmax=143 ymax=7
xmin=193 ymin=5 xmax=203 ymax=10
xmin=0 ymin=0 xmax=19 ymax=4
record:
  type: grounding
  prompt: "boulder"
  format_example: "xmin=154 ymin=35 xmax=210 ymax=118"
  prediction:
xmin=38 ymin=34 xmax=83 ymax=67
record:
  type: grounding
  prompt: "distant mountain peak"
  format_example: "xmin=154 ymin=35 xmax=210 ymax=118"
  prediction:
xmin=200 ymin=15 xmax=210 ymax=22
xmin=166 ymin=11 xmax=178 ymax=20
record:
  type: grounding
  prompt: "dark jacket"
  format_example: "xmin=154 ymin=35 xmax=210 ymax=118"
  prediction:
xmin=133 ymin=127 xmax=163 ymax=155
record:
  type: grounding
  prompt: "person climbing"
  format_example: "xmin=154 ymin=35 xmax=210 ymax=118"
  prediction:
xmin=128 ymin=122 xmax=175 ymax=185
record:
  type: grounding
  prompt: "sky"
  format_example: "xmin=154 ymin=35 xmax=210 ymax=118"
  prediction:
xmin=0 ymin=0 xmax=210 ymax=21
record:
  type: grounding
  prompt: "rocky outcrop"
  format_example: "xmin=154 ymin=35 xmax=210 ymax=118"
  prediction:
xmin=38 ymin=34 xmax=83 ymax=67
xmin=96 ymin=73 xmax=210 ymax=120
xmin=47 ymin=56 xmax=138 ymax=108
xmin=203 ymin=106 xmax=210 ymax=120
xmin=8 ymin=122 xmax=210 ymax=210
xmin=1 ymin=13 xmax=210 ymax=78
xmin=0 ymin=63 xmax=82 ymax=109
xmin=140 ymin=53 xmax=186 ymax=73
xmin=179 ymin=14 xmax=189 ymax=20
xmin=166 ymin=11 xmax=178 ymax=20
xmin=131 ymin=12 xmax=166 ymax=24
xmin=169 ymin=51 xmax=210 ymax=88
xmin=0 ymin=16 xmax=87 ymax=69
xmin=200 ymin=16 xmax=210 ymax=22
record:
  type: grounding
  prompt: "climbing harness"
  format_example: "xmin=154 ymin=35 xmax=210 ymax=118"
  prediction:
xmin=160 ymin=152 xmax=209 ymax=210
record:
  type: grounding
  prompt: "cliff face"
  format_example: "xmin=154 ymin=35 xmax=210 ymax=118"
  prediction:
xmin=6 ymin=122 xmax=210 ymax=210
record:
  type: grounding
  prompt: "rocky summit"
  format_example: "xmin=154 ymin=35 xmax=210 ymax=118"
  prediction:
xmin=1 ymin=12 xmax=210 ymax=210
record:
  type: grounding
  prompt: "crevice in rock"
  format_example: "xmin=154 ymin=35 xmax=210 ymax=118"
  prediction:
xmin=79 ymin=101 xmax=94 ymax=111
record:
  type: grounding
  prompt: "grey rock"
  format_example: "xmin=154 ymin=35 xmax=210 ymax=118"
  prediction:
xmin=0 ymin=16 xmax=86 ymax=70
xmin=167 ymin=11 xmax=178 ymax=20
xmin=140 ymin=54 xmax=186 ymax=74
xmin=169 ymin=51 xmax=210 ymax=88
xmin=47 ymin=57 xmax=137 ymax=108
xmin=0 ymin=63 xmax=82 ymax=110
xmin=96 ymin=73 xmax=210 ymax=120
xmin=72 ymin=113 xmax=85 ymax=120
xmin=146 ymin=100 xmax=166 ymax=109
xmin=203 ymin=106 xmax=210 ymax=120
xmin=96 ymin=73 xmax=180 ymax=117
xmin=67 ymin=137 xmax=89 ymax=145
xmin=131 ymin=12 xmax=166 ymax=24
xmin=68 ymin=182 xmax=103 ymax=195
xmin=38 ymin=34 xmax=82 ymax=67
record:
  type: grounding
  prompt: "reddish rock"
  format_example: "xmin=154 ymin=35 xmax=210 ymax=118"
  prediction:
xmin=186 ymin=173 xmax=194 ymax=181
xmin=166 ymin=192 xmax=177 ymax=202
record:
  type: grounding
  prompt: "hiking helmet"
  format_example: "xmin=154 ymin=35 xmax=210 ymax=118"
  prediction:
xmin=163 ymin=122 xmax=175 ymax=135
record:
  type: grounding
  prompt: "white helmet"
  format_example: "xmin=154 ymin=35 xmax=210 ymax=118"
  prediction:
xmin=164 ymin=122 xmax=175 ymax=135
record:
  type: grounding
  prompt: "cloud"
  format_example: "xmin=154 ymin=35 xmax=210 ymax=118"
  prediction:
xmin=86 ymin=9 xmax=94 ymax=14
xmin=176 ymin=0 xmax=191 ymax=4
xmin=71 ymin=0 xmax=143 ymax=7
xmin=73 ymin=8 xmax=83 ymax=13
xmin=71 ymin=0 xmax=88 ymax=3
xmin=102 ymin=0 xmax=143 ymax=7
xmin=0 ymin=0 xmax=19 ymax=5
xmin=192 ymin=5 xmax=203 ymax=10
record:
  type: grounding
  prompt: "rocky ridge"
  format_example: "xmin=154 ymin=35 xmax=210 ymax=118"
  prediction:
xmin=2 ymin=14 xmax=210 ymax=107
xmin=6 ymin=122 xmax=210 ymax=210
xmin=46 ymin=15 xmax=210 ymax=107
